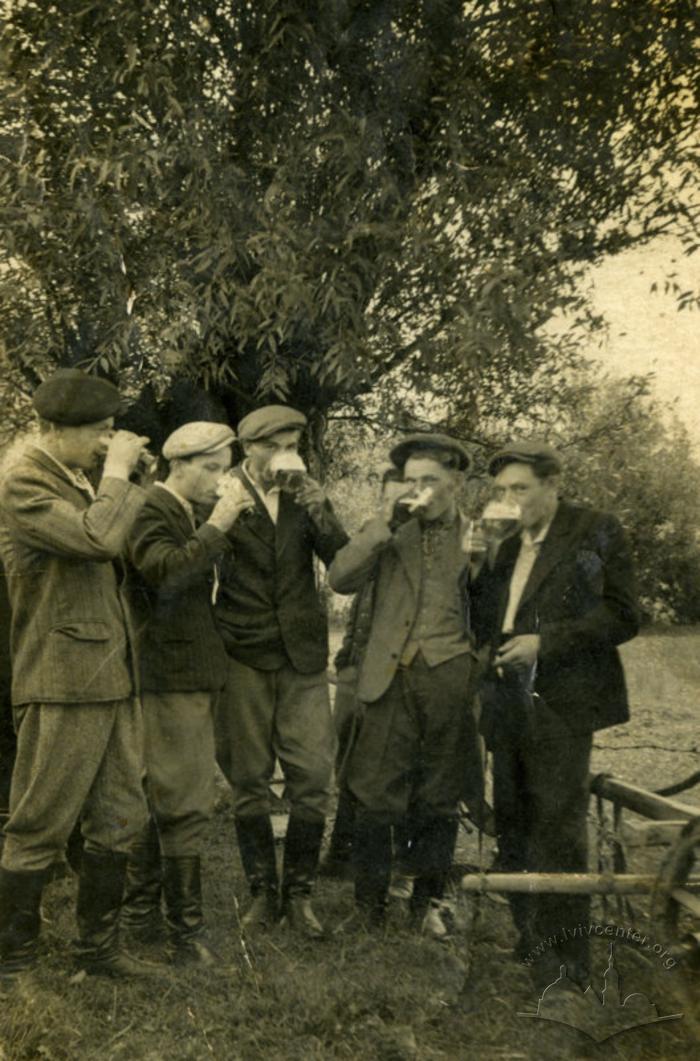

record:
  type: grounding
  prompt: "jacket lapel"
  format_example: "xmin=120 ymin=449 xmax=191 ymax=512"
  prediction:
xmin=26 ymin=446 xmax=91 ymax=505
xmin=275 ymin=491 xmax=300 ymax=559
xmin=148 ymin=485 xmax=196 ymax=539
xmin=514 ymin=501 xmax=577 ymax=615
xmin=492 ymin=534 xmax=520 ymax=633
xmin=231 ymin=465 xmax=276 ymax=546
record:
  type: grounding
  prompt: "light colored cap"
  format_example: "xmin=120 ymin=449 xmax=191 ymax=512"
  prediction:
xmin=162 ymin=421 xmax=235 ymax=460
xmin=237 ymin=404 xmax=307 ymax=442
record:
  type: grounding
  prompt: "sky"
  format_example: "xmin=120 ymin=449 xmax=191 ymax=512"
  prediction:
xmin=587 ymin=235 xmax=700 ymax=450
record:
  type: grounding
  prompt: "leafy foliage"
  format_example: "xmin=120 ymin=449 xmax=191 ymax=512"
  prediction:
xmin=560 ymin=383 xmax=700 ymax=623
xmin=326 ymin=367 xmax=700 ymax=622
xmin=0 ymin=0 xmax=698 ymax=447
xmin=3 ymin=0 xmax=699 ymax=618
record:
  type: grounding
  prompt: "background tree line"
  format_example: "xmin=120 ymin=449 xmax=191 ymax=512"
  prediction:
xmin=0 ymin=0 xmax=699 ymax=619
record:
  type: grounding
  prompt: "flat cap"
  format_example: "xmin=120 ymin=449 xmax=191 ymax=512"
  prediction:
xmin=237 ymin=404 xmax=307 ymax=443
xmin=33 ymin=368 xmax=121 ymax=425
xmin=162 ymin=421 xmax=235 ymax=460
xmin=389 ymin=432 xmax=471 ymax=472
xmin=488 ymin=439 xmax=562 ymax=476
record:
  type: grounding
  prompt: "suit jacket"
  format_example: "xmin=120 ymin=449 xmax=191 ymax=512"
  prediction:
xmin=471 ymin=500 xmax=640 ymax=734
xmin=214 ymin=465 xmax=348 ymax=674
xmin=123 ymin=485 xmax=231 ymax=693
xmin=328 ymin=515 xmax=473 ymax=704
xmin=0 ymin=446 xmax=146 ymax=705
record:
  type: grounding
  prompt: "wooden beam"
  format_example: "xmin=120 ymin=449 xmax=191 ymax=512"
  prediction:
xmin=589 ymin=774 xmax=699 ymax=822
xmin=670 ymin=887 xmax=700 ymax=918
xmin=461 ymin=872 xmax=656 ymax=895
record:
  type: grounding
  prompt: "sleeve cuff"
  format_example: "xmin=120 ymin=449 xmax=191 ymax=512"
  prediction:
xmin=357 ymin=517 xmax=393 ymax=547
xmin=197 ymin=523 xmax=232 ymax=552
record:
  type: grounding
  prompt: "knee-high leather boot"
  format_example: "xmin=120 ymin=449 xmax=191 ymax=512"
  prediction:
xmin=235 ymin=815 xmax=279 ymax=929
xmin=0 ymin=866 xmax=47 ymax=982
xmin=352 ymin=814 xmax=392 ymax=926
xmin=280 ymin=815 xmax=325 ymax=939
xmin=410 ymin=815 xmax=458 ymax=915
xmin=121 ymin=819 xmax=164 ymax=942
xmin=162 ymin=855 xmax=219 ymax=965
xmin=319 ymin=787 xmax=356 ymax=879
xmin=75 ymin=850 xmax=162 ymax=978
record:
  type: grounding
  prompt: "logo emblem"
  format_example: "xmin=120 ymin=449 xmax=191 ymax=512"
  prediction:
xmin=518 ymin=943 xmax=682 ymax=1042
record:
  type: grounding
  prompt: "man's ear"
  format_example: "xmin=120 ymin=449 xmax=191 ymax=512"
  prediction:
xmin=168 ymin=457 xmax=188 ymax=477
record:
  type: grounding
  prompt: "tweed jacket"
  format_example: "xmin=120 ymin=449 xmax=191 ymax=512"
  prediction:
xmin=328 ymin=514 xmax=473 ymax=704
xmin=470 ymin=500 xmax=640 ymax=735
xmin=214 ymin=465 xmax=348 ymax=674
xmin=0 ymin=446 xmax=146 ymax=706
xmin=0 ymin=559 xmax=11 ymax=703
xmin=124 ymin=485 xmax=231 ymax=693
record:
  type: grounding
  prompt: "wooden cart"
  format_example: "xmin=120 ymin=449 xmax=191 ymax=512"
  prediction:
xmin=461 ymin=770 xmax=700 ymax=963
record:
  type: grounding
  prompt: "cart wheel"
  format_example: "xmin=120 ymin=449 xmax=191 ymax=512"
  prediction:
xmin=651 ymin=816 xmax=700 ymax=963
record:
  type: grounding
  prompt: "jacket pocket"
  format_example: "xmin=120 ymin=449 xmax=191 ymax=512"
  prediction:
xmin=51 ymin=621 xmax=110 ymax=642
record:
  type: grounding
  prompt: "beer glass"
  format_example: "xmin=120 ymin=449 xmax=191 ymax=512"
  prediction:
xmin=396 ymin=486 xmax=435 ymax=517
xmin=481 ymin=499 xmax=522 ymax=541
xmin=267 ymin=452 xmax=308 ymax=493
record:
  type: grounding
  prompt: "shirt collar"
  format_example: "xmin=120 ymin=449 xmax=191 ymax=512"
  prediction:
xmin=156 ymin=481 xmax=196 ymax=524
xmin=32 ymin=443 xmax=96 ymax=498
xmin=242 ymin=459 xmax=280 ymax=498
xmin=521 ymin=506 xmax=557 ymax=547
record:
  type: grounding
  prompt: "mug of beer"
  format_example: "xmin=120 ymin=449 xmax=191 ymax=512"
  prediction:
xmin=267 ymin=452 xmax=308 ymax=493
xmin=215 ymin=472 xmax=252 ymax=507
xmin=130 ymin=448 xmax=157 ymax=484
xmin=462 ymin=500 xmax=521 ymax=555
xmin=481 ymin=499 xmax=521 ymax=540
xmin=397 ymin=486 xmax=435 ymax=518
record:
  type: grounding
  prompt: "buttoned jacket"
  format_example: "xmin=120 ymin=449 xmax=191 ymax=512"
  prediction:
xmin=0 ymin=446 xmax=146 ymax=705
xmin=328 ymin=514 xmax=473 ymax=704
xmin=471 ymin=500 xmax=640 ymax=734
xmin=214 ymin=465 xmax=348 ymax=673
xmin=123 ymin=485 xmax=231 ymax=693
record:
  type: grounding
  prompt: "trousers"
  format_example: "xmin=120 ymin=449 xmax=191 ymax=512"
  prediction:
xmin=489 ymin=678 xmax=593 ymax=961
xmin=142 ymin=691 xmax=216 ymax=856
xmin=214 ymin=657 xmax=335 ymax=821
xmin=347 ymin=652 xmax=484 ymax=821
xmin=2 ymin=699 xmax=148 ymax=872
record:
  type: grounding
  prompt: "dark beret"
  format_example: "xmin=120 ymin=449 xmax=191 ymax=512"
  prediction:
xmin=488 ymin=439 xmax=562 ymax=477
xmin=237 ymin=405 xmax=307 ymax=442
xmin=33 ymin=368 xmax=121 ymax=425
xmin=389 ymin=433 xmax=471 ymax=472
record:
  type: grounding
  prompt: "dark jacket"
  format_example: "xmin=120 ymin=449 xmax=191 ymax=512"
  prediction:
xmin=214 ymin=466 xmax=348 ymax=673
xmin=333 ymin=577 xmax=376 ymax=673
xmin=471 ymin=500 xmax=639 ymax=735
xmin=124 ymin=485 xmax=230 ymax=693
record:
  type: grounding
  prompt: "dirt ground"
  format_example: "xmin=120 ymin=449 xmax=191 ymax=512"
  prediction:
xmin=1 ymin=627 xmax=699 ymax=1060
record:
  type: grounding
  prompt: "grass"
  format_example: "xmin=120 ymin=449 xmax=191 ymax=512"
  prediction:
xmin=2 ymin=627 xmax=700 ymax=1060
